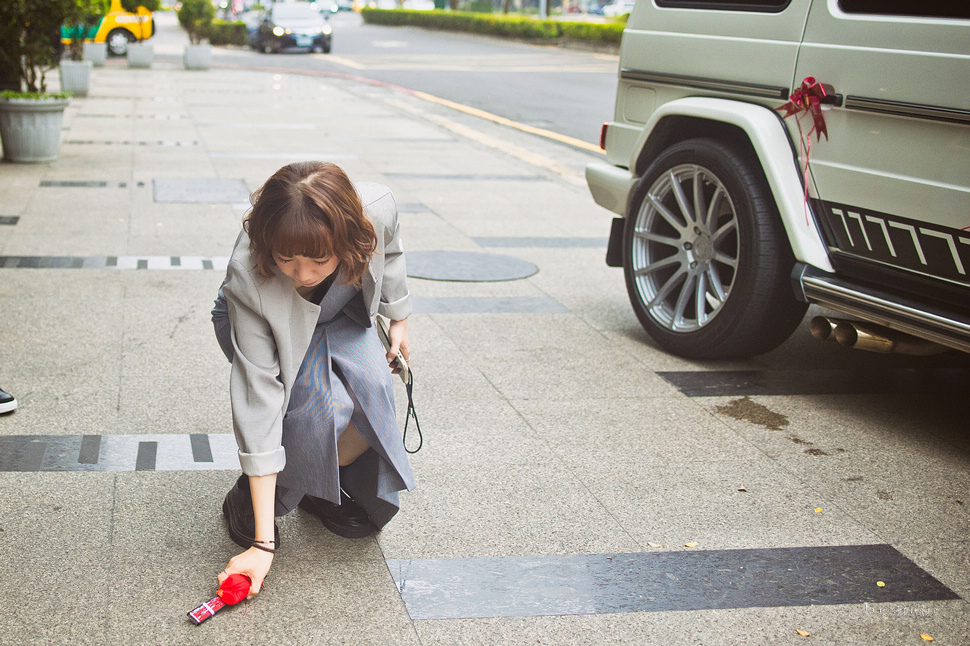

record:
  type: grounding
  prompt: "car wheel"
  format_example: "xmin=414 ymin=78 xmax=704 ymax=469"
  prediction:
xmin=106 ymin=29 xmax=133 ymax=57
xmin=322 ymin=39 xmax=331 ymax=54
xmin=623 ymin=137 xmax=807 ymax=359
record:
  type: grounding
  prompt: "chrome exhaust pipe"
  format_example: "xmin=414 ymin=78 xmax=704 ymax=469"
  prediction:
xmin=815 ymin=318 xmax=952 ymax=356
xmin=809 ymin=316 xmax=852 ymax=341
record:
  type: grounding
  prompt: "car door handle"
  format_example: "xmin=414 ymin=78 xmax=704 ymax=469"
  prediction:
xmin=819 ymin=83 xmax=843 ymax=107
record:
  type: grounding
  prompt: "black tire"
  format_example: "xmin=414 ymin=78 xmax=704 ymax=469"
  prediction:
xmin=322 ymin=39 xmax=331 ymax=54
xmin=106 ymin=29 xmax=133 ymax=57
xmin=623 ymin=137 xmax=807 ymax=359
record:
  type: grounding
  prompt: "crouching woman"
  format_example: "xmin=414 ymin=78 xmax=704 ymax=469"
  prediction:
xmin=211 ymin=161 xmax=415 ymax=596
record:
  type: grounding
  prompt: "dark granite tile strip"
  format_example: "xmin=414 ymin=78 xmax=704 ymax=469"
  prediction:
xmin=62 ymin=141 xmax=200 ymax=147
xmin=20 ymin=257 xmax=52 ymax=268
xmin=658 ymin=369 xmax=969 ymax=397
xmin=22 ymin=440 xmax=48 ymax=472
xmin=78 ymin=435 xmax=102 ymax=465
xmin=49 ymin=257 xmax=77 ymax=269
xmin=39 ymin=181 xmax=109 ymax=188
xmin=135 ymin=442 xmax=157 ymax=471
xmin=0 ymin=256 xmax=224 ymax=270
xmin=388 ymin=545 xmax=960 ymax=620
xmin=190 ymin=434 xmax=213 ymax=463
xmin=0 ymin=216 xmax=19 ymax=226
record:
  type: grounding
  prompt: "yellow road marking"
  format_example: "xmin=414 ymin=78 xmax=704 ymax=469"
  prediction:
xmin=410 ymin=90 xmax=604 ymax=155
xmin=387 ymin=98 xmax=587 ymax=187
xmin=325 ymin=55 xmax=368 ymax=70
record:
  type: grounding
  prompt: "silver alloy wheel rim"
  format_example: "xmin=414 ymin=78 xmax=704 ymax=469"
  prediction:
xmin=631 ymin=163 xmax=740 ymax=333
xmin=108 ymin=32 xmax=129 ymax=56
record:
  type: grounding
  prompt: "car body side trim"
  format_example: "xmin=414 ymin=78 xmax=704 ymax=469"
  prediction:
xmin=843 ymin=96 xmax=970 ymax=126
xmin=620 ymin=70 xmax=790 ymax=100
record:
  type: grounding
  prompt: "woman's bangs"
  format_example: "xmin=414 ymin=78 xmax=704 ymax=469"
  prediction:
xmin=269 ymin=211 xmax=335 ymax=259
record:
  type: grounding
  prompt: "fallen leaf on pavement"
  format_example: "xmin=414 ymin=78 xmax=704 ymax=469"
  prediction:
xmin=876 ymin=581 xmax=886 ymax=587
xmin=796 ymin=629 xmax=810 ymax=637
xmin=684 ymin=542 xmax=698 ymax=548
xmin=920 ymin=634 xmax=933 ymax=642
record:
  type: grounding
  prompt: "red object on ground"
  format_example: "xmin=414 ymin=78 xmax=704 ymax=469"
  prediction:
xmin=187 ymin=574 xmax=252 ymax=625
xmin=217 ymin=574 xmax=252 ymax=605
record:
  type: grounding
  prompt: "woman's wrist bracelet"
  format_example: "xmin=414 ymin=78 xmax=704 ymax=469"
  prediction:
xmin=250 ymin=542 xmax=276 ymax=554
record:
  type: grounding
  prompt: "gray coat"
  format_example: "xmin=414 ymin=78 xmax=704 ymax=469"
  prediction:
xmin=214 ymin=182 xmax=412 ymax=476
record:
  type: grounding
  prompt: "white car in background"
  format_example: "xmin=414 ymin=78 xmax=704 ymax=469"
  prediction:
xmin=586 ymin=0 xmax=970 ymax=360
xmin=601 ymin=1 xmax=635 ymax=16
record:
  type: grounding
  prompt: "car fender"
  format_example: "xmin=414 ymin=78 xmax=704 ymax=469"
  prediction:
xmin=628 ymin=97 xmax=833 ymax=273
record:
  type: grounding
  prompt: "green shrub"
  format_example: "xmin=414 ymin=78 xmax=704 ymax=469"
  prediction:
xmin=121 ymin=0 xmax=161 ymax=11
xmin=359 ymin=8 xmax=622 ymax=45
xmin=559 ymin=20 xmax=623 ymax=44
xmin=466 ymin=0 xmax=494 ymax=12
xmin=208 ymin=20 xmax=248 ymax=46
xmin=178 ymin=0 xmax=215 ymax=45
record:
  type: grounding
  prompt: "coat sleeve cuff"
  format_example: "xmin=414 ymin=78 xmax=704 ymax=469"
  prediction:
xmin=378 ymin=294 xmax=412 ymax=322
xmin=238 ymin=446 xmax=286 ymax=476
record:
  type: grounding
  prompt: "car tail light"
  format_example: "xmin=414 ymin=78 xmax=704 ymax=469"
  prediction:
xmin=599 ymin=123 xmax=609 ymax=151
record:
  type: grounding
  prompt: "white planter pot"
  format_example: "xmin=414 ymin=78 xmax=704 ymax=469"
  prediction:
xmin=183 ymin=44 xmax=212 ymax=71
xmin=59 ymin=60 xmax=93 ymax=97
xmin=0 ymin=97 xmax=70 ymax=163
xmin=127 ymin=43 xmax=154 ymax=69
xmin=83 ymin=42 xmax=108 ymax=67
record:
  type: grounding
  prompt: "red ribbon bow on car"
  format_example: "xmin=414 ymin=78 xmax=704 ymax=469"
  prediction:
xmin=776 ymin=77 xmax=831 ymax=220
xmin=776 ymin=77 xmax=829 ymax=142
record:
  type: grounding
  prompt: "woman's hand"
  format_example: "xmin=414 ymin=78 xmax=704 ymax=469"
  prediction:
xmin=219 ymin=473 xmax=278 ymax=598
xmin=387 ymin=318 xmax=410 ymax=373
xmin=218 ymin=548 xmax=274 ymax=598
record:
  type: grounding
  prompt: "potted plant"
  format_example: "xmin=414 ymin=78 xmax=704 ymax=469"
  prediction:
xmin=178 ymin=0 xmax=215 ymax=70
xmin=60 ymin=0 xmax=111 ymax=96
xmin=121 ymin=0 xmax=160 ymax=68
xmin=0 ymin=0 xmax=72 ymax=163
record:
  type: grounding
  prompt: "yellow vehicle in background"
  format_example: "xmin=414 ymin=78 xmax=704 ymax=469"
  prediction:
xmin=61 ymin=0 xmax=155 ymax=57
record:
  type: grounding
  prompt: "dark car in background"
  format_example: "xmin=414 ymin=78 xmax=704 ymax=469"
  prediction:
xmin=252 ymin=2 xmax=332 ymax=54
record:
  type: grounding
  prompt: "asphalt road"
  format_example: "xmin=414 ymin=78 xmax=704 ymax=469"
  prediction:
xmin=205 ymin=10 xmax=619 ymax=147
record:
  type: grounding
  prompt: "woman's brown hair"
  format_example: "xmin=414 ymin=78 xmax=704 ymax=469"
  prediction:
xmin=243 ymin=162 xmax=377 ymax=285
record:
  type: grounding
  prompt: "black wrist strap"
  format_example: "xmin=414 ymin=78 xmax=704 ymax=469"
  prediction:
xmin=403 ymin=369 xmax=422 ymax=454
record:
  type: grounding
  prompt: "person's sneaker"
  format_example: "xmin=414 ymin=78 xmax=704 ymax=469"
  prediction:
xmin=222 ymin=476 xmax=280 ymax=550
xmin=0 ymin=388 xmax=16 ymax=415
xmin=298 ymin=490 xmax=377 ymax=538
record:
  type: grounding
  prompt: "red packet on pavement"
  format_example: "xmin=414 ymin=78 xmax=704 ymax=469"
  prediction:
xmin=187 ymin=574 xmax=252 ymax=625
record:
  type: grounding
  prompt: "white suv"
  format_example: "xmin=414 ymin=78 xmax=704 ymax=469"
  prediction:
xmin=586 ymin=0 xmax=969 ymax=359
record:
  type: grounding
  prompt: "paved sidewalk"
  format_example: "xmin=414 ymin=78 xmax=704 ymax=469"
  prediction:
xmin=0 ymin=10 xmax=967 ymax=646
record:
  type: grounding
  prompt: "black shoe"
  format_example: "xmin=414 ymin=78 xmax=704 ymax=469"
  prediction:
xmin=222 ymin=476 xmax=280 ymax=549
xmin=298 ymin=490 xmax=377 ymax=538
xmin=0 ymin=388 xmax=16 ymax=415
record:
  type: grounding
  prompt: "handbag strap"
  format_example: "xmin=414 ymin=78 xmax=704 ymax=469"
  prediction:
xmin=402 ymin=369 xmax=423 ymax=454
